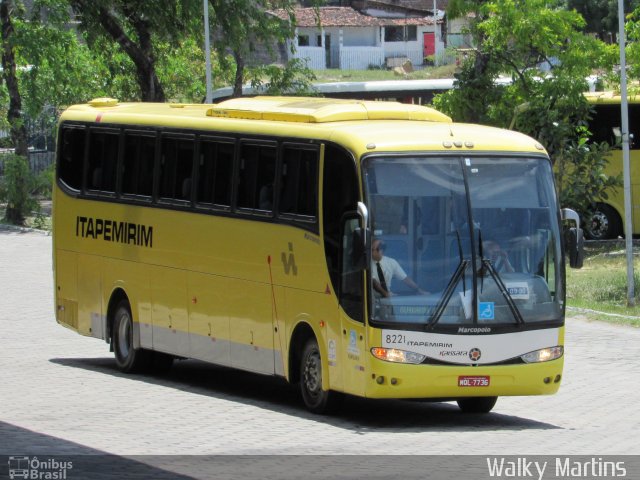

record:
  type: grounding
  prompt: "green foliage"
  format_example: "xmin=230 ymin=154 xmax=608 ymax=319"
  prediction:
xmin=554 ymin=127 xmax=621 ymax=220
xmin=156 ymin=38 xmax=207 ymax=103
xmin=567 ymin=0 xmax=640 ymax=40
xmin=33 ymin=164 xmax=54 ymax=198
xmin=626 ymin=6 xmax=640 ymax=84
xmin=248 ymin=59 xmax=317 ymax=96
xmin=0 ymin=153 xmax=38 ymax=225
xmin=436 ymin=0 xmax=619 ymax=216
xmin=0 ymin=136 xmax=12 ymax=148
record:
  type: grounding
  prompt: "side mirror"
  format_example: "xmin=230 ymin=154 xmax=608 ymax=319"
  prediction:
xmin=341 ymin=215 xmax=366 ymax=272
xmin=351 ymin=227 xmax=366 ymax=269
xmin=561 ymin=208 xmax=584 ymax=269
xmin=565 ymin=227 xmax=584 ymax=269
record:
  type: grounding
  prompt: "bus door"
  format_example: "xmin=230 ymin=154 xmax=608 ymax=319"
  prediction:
xmin=339 ymin=216 xmax=367 ymax=396
xmin=322 ymin=145 xmax=366 ymax=395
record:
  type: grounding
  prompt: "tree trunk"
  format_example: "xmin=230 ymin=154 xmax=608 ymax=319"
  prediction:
xmin=232 ymin=50 xmax=245 ymax=98
xmin=1 ymin=0 xmax=28 ymax=225
xmin=71 ymin=0 xmax=165 ymax=102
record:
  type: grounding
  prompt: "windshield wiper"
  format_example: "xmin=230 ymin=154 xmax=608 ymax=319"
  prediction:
xmin=427 ymin=230 xmax=468 ymax=329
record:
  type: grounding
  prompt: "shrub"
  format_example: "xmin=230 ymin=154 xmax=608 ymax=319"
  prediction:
xmin=0 ymin=154 xmax=39 ymax=225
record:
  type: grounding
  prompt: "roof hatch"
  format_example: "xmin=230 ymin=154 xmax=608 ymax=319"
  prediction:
xmin=206 ymin=96 xmax=451 ymax=123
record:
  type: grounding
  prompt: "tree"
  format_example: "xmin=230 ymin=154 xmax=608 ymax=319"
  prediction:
xmin=209 ymin=0 xmax=312 ymax=97
xmin=435 ymin=0 xmax=619 ymax=218
xmin=1 ymin=0 xmax=29 ymax=224
xmin=69 ymin=0 xmax=202 ymax=102
xmin=565 ymin=0 xmax=640 ymax=41
xmin=1 ymin=0 xmax=27 ymax=157
xmin=0 ymin=0 xmax=104 ymax=223
xmin=626 ymin=5 xmax=640 ymax=84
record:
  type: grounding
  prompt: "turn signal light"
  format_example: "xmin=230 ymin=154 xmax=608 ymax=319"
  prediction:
xmin=371 ymin=347 xmax=425 ymax=364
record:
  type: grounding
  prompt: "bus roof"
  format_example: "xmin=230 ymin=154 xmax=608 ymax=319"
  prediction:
xmin=61 ymin=96 xmax=546 ymax=155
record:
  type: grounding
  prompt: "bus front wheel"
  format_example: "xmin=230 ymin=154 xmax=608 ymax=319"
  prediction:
xmin=457 ymin=396 xmax=497 ymax=413
xmin=300 ymin=339 xmax=342 ymax=414
xmin=112 ymin=299 xmax=151 ymax=373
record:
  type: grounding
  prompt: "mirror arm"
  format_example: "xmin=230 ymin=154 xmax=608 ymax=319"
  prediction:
xmin=357 ymin=201 xmax=369 ymax=250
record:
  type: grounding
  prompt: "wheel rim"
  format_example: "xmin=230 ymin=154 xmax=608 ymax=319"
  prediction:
xmin=589 ymin=211 xmax=609 ymax=239
xmin=117 ymin=310 xmax=131 ymax=360
xmin=303 ymin=350 xmax=322 ymax=399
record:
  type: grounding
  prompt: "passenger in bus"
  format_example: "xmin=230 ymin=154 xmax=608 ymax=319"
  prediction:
xmin=483 ymin=240 xmax=514 ymax=273
xmin=371 ymin=238 xmax=428 ymax=297
xmin=258 ymin=183 xmax=273 ymax=210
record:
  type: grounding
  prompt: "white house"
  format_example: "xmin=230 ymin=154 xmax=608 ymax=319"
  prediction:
xmin=271 ymin=7 xmax=445 ymax=70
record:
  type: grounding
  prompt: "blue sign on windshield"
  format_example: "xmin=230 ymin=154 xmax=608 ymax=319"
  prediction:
xmin=479 ymin=302 xmax=495 ymax=320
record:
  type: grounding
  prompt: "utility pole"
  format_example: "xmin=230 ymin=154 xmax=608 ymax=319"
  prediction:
xmin=204 ymin=0 xmax=213 ymax=104
xmin=433 ymin=0 xmax=439 ymax=66
xmin=618 ymin=0 xmax=635 ymax=306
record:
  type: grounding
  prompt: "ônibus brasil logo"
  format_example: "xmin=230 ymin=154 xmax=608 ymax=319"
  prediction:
xmin=7 ymin=456 xmax=73 ymax=479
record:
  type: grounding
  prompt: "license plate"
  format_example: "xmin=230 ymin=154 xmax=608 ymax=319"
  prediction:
xmin=458 ymin=376 xmax=490 ymax=387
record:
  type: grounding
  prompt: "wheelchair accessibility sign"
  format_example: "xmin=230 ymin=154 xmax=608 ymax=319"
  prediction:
xmin=479 ymin=302 xmax=495 ymax=320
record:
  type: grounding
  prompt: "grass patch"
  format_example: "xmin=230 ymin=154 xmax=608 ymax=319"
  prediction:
xmin=566 ymin=241 xmax=640 ymax=325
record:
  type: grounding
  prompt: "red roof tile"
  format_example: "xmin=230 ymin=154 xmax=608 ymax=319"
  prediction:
xmin=271 ymin=7 xmax=437 ymax=28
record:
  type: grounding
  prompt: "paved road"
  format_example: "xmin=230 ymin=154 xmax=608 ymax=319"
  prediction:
xmin=0 ymin=229 xmax=639 ymax=476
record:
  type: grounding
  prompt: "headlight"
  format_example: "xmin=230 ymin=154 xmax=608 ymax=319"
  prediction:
xmin=371 ymin=347 xmax=426 ymax=364
xmin=521 ymin=346 xmax=564 ymax=363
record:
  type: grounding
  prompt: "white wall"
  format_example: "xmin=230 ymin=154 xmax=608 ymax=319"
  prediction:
xmin=340 ymin=47 xmax=385 ymax=69
xmin=342 ymin=27 xmax=377 ymax=47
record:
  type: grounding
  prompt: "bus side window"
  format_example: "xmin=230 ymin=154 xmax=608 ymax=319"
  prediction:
xmin=197 ymin=140 xmax=234 ymax=207
xmin=86 ymin=129 xmax=119 ymax=194
xmin=237 ymin=143 xmax=276 ymax=212
xmin=279 ymin=146 xmax=318 ymax=218
xmin=58 ymin=126 xmax=86 ymax=191
xmin=160 ymin=136 xmax=194 ymax=202
xmin=122 ymin=133 xmax=156 ymax=198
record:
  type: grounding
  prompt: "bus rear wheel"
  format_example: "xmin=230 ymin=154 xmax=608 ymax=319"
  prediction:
xmin=112 ymin=299 xmax=151 ymax=373
xmin=457 ymin=396 xmax=497 ymax=413
xmin=586 ymin=204 xmax=622 ymax=240
xmin=300 ymin=339 xmax=342 ymax=414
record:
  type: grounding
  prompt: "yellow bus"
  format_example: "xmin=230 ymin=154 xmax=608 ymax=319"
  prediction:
xmin=583 ymin=92 xmax=640 ymax=239
xmin=53 ymin=96 xmax=582 ymax=414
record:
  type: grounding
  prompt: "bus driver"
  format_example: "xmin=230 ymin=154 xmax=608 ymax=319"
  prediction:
xmin=371 ymin=238 xmax=428 ymax=298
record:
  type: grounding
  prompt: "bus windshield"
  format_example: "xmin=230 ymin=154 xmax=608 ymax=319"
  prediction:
xmin=364 ymin=155 xmax=563 ymax=330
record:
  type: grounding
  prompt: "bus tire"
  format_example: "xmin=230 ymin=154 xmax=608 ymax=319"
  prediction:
xmin=300 ymin=338 xmax=343 ymax=414
xmin=586 ymin=204 xmax=622 ymax=240
xmin=112 ymin=299 xmax=151 ymax=373
xmin=457 ymin=396 xmax=497 ymax=413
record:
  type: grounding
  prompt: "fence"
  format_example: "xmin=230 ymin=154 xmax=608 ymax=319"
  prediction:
xmin=0 ymin=106 xmax=58 ymax=178
xmin=0 ymin=150 xmax=55 ymax=178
